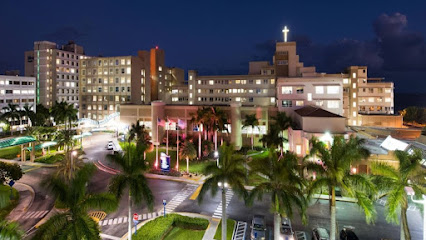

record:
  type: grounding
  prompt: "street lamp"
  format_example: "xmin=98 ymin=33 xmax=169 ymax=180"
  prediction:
xmin=406 ymin=187 xmax=426 ymax=240
xmin=214 ymin=151 xmax=219 ymax=167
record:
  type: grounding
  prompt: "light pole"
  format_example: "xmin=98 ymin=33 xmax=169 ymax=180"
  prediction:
xmin=406 ymin=187 xmax=425 ymax=240
xmin=163 ymin=200 xmax=167 ymax=217
xmin=214 ymin=151 xmax=219 ymax=167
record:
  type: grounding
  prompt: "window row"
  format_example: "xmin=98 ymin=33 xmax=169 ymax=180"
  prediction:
xmin=82 ymin=59 xmax=130 ymax=67
xmin=82 ymin=67 xmax=131 ymax=76
xmin=197 ymin=79 xmax=275 ymax=85
xmin=82 ymin=77 xmax=132 ymax=85
xmin=82 ymin=86 xmax=131 ymax=93
xmin=281 ymin=99 xmax=340 ymax=108
xmin=0 ymin=80 xmax=35 ymax=86
xmin=81 ymin=95 xmax=131 ymax=102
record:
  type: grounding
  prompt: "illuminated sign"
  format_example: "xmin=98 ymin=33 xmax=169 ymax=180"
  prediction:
xmin=160 ymin=152 xmax=170 ymax=172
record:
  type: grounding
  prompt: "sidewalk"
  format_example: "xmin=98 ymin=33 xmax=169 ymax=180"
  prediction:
xmin=6 ymin=182 xmax=35 ymax=221
xmin=0 ymin=158 xmax=58 ymax=168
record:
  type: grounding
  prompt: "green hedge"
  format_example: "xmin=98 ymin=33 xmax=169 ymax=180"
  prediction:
xmin=134 ymin=214 xmax=209 ymax=240
xmin=0 ymin=185 xmax=19 ymax=219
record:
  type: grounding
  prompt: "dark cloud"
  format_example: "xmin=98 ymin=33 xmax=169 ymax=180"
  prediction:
xmin=42 ymin=26 xmax=88 ymax=43
xmin=252 ymin=12 xmax=426 ymax=75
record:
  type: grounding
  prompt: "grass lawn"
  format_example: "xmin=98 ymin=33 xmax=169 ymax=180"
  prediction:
xmin=247 ymin=150 xmax=269 ymax=161
xmin=214 ymin=218 xmax=236 ymax=240
xmin=0 ymin=185 xmax=19 ymax=219
xmin=163 ymin=227 xmax=205 ymax=240
xmin=0 ymin=146 xmax=21 ymax=159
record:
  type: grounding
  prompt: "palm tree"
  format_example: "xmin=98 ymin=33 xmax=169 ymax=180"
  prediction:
xmin=34 ymin=164 xmax=118 ymax=240
xmin=179 ymin=140 xmax=197 ymax=173
xmin=242 ymin=114 xmax=259 ymax=150
xmin=51 ymin=101 xmax=77 ymax=130
xmin=190 ymin=108 xmax=207 ymax=158
xmin=55 ymin=129 xmax=79 ymax=180
xmin=305 ymin=136 xmax=375 ymax=240
xmin=272 ymin=111 xmax=293 ymax=154
xmin=108 ymin=146 xmax=154 ymax=240
xmin=249 ymin=150 xmax=307 ymax=240
xmin=0 ymin=220 xmax=23 ymax=240
xmin=198 ymin=143 xmax=247 ymax=240
xmin=20 ymin=104 xmax=35 ymax=128
xmin=128 ymin=121 xmax=151 ymax=154
xmin=1 ymin=103 xmax=21 ymax=135
xmin=371 ymin=149 xmax=425 ymax=240
xmin=34 ymin=104 xmax=50 ymax=126
xmin=260 ymin=124 xmax=283 ymax=149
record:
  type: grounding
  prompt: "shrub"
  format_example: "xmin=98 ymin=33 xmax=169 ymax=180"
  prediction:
xmin=134 ymin=214 xmax=209 ymax=240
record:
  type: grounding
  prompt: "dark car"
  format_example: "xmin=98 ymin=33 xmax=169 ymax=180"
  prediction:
xmin=340 ymin=227 xmax=359 ymax=240
xmin=312 ymin=227 xmax=329 ymax=240
xmin=250 ymin=215 xmax=266 ymax=240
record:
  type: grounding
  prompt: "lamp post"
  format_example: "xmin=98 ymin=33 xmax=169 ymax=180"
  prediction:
xmin=406 ymin=187 xmax=426 ymax=240
xmin=214 ymin=151 xmax=219 ymax=167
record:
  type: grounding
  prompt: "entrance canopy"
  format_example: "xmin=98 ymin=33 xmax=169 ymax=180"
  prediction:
xmin=26 ymin=141 xmax=57 ymax=151
xmin=0 ymin=136 xmax=36 ymax=149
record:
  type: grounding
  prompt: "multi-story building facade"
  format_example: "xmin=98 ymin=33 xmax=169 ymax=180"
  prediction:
xmin=79 ymin=54 xmax=150 ymax=120
xmin=0 ymin=75 xmax=36 ymax=131
xmin=25 ymin=41 xmax=85 ymax=108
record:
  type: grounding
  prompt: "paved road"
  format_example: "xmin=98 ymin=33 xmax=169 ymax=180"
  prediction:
xmin=85 ymin=132 xmax=425 ymax=239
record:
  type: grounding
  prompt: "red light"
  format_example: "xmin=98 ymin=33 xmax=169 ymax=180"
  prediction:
xmin=155 ymin=46 xmax=159 ymax=50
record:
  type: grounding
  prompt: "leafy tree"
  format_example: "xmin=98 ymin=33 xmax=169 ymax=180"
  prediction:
xmin=34 ymin=164 xmax=118 ymax=240
xmin=179 ymin=140 xmax=197 ymax=173
xmin=242 ymin=114 xmax=259 ymax=150
xmin=0 ymin=220 xmax=23 ymax=240
xmin=249 ymin=150 xmax=307 ymax=240
xmin=371 ymin=149 xmax=426 ymax=240
xmin=108 ymin=146 xmax=154 ymax=240
xmin=401 ymin=106 xmax=426 ymax=125
xmin=198 ymin=143 xmax=247 ymax=240
xmin=305 ymin=136 xmax=375 ymax=240
xmin=34 ymin=104 xmax=50 ymax=126
xmin=0 ymin=162 xmax=23 ymax=185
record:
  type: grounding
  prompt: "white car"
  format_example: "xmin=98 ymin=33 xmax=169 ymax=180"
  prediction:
xmin=280 ymin=217 xmax=295 ymax=240
xmin=107 ymin=143 xmax=114 ymax=150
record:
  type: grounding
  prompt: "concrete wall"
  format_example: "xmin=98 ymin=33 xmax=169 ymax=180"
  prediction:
xmin=360 ymin=114 xmax=403 ymax=128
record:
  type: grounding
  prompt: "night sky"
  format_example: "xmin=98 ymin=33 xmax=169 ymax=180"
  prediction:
xmin=1 ymin=0 xmax=426 ymax=93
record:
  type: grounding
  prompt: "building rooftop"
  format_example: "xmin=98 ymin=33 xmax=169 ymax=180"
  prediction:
xmin=294 ymin=106 xmax=344 ymax=118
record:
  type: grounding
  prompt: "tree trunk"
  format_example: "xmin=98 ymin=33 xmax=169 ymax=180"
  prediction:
xmin=128 ymin=192 xmax=132 ymax=240
xmin=251 ymin=131 xmax=254 ymax=150
xmin=274 ymin=212 xmax=281 ymax=240
xmin=330 ymin=187 xmax=337 ymax=240
xmin=222 ymin=187 xmax=227 ymax=240
xmin=401 ymin=199 xmax=411 ymax=240
xmin=215 ymin=131 xmax=218 ymax=151
xmin=186 ymin=157 xmax=189 ymax=174
xmin=198 ymin=131 xmax=201 ymax=158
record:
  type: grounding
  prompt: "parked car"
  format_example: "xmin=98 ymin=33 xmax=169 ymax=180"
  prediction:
xmin=312 ymin=227 xmax=330 ymax=240
xmin=280 ymin=217 xmax=295 ymax=240
xmin=295 ymin=231 xmax=307 ymax=240
xmin=340 ymin=226 xmax=359 ymax=240
xmin=107 ymin=142 xmax=114 ymax=150
xmin=250 ymin=215 xmax=266 ymax=240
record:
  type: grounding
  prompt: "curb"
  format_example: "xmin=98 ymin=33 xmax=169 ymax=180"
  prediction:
xmin=119 ymin=212 xmax=213 ymax=240
xmin=6 ymin=182 xmax=35 ymax=221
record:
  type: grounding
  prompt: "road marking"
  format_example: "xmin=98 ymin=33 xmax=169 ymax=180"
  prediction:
xmin=23 ymin=166 xmax=41 ymax=173
xmin=212 ymin=189 xmax=234 ymax=218
xmin=164 ymin=184 xmax=198 ymax=213
xmin=232 ymin=221 xmax=247 ymax=240
xmin=22 ymin=210 xmax=49 ymax=219
xmin=100 ymin=233 xmax=121 ymax=240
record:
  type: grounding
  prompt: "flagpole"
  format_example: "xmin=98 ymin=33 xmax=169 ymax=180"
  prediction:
xmin=166 ymin=119 xmax=169 ymax=155
xmin=176 ymin=127 xmax=179 ymax=171
xmin=155 ymin=118 xmax=159 ymax=169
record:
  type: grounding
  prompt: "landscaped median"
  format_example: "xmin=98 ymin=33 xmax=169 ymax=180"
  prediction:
xmin=214 ymin=218 xmax=236 ymax=240
xmin=133 ymin=213 xmax=209 ymax=240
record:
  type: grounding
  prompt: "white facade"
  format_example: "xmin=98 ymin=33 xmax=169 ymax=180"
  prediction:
xmin=277 ymin=77 xmax=344 ymax=116
xmin=0 ymin=75 xmax=36 ymax=131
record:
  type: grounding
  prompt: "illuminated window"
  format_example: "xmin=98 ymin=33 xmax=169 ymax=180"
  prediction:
xmin=352 ymin=120 xmax=357 ymax=125
xmin=385 ymin=98 xmax=391 ymax=102
xmin=271 ymin=79 xmax=275 ymax=84
xmin=189 ymin=85 xmax=193 ymax=90
xmin=158 ymin=66 xmax=162 ymax=71
xmin=315 ymin=86 xmax=324 ymax=94
xmin=282 ymin=100 xmax=292 ymax=107
xmin=209 ymin=80 xmax=214 ymax=85
xmin=189 ymin=75 xmax=193 ymax=80
xmin=352 ymin=83 xmax=356 ymax=89
xmin=352 ymin=102 xmax=356 ymax=107
xmin=236 ymin=97 xmax=241 ymax=102
xmin=296 ymin=100 xmax=304 ymax=106
xmin=126 ymin=67 xmax=131 ymax=74
xmin=189 ymin=93 xmax=193 ymax=98
xmin=327 ymin=86 xmax=339 ymax=94
xmin=270 ymin=97 xmax=275 ymax=103
xmin=343 ymin=78 xmax=349 ymax=84
xmin=296 ymin=145 xmax=302 ymax=155
xmin=353 ymin=93 xmax=356 ymax=98
xmin=315 ymin=101 xmax=324 ymax=106
xmin=256 ymin=80 xmax=261 ymax=84
xmin=235 ymin=80 xmax=240 ymax=84
xmin=352 ymin=112 xmax=357 ymax=117
xmin=352 ymin=73 xmax=356 ymax=78
xmin=281 ymin=86 xmax=292 ymax=94
xmin=368 ymin=97 xmax=374 ymax=103
xmin=307 ymin=93 xmax=312 ymax=101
